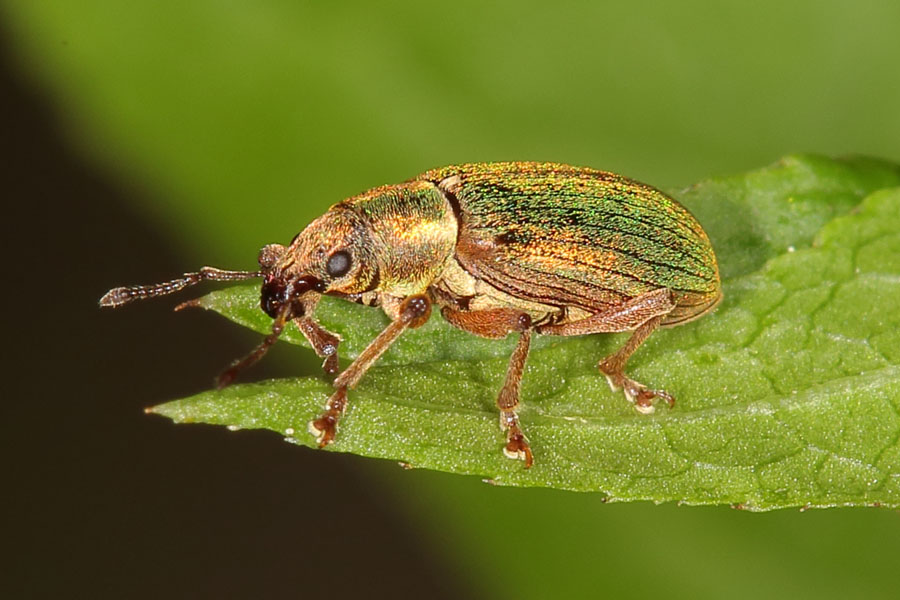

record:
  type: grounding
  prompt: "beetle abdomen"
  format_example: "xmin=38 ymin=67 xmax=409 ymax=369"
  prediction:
xmin=419 ymin=162 xmax=721 ymax=327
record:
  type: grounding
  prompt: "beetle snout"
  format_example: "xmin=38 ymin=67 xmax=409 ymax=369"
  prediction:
xmin=260 ymin=277 xmax=288 ymax=318
xmin=260 ymin=274 xmax=325 ymax=319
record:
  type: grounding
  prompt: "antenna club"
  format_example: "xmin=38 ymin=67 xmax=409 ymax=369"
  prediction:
xmin=99 ymin=287 xmax=131 ymax=308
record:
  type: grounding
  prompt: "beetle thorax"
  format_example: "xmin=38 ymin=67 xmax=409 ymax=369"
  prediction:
xmin=346 ymin=180 xmax=458 ymax=297
xmin=273 ymin=181 xmax=458 ymax=301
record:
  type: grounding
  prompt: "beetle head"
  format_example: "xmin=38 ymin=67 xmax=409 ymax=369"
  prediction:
xmin=257 ymin=207 xmax=378 ymax=320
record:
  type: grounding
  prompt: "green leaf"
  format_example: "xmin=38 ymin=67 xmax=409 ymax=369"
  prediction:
xmin=152 ymin=156 xmax=900 ymax=509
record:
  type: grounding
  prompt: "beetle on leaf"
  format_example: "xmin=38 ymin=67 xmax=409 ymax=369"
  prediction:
xmin=101 ymin=162 xmax=721 ymax=467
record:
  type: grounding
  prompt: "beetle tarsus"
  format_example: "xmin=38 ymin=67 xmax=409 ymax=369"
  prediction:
xmin=308 ymin=416 xmax=336 ymax=447
xmin=309 ymin=386 xmax=348 ymax=447
xmin=599 ymin=366 xmax=676 ymax=414
xmin=627 ymin=383 xmax=675 ymax=414
xmin=502 ymin=420 xmax=534 ymax=468
xmin=322 ymin=354 xmax=339 ymax=376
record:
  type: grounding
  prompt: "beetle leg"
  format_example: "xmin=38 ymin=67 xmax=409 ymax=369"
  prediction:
xmin=498 ymin=329 xmax=534 ymax=468
xmin=441 ymin=307 xmax=535 ymax=467
xmin=441 ymin=306 xmax=532 ymax=339
xmin=537 ymin=288 xmax=676 ymax=414
xmin=294 ymin=316 xmax=342 ymax=375
xmin=290 ymin=294 xmax=341 ymax=375
xmin=308 ymin=294 xmax=431 ymax=447
xmin=597 ymin=314 xmax=674 ymax=414
xmin=537 ymin=288 xmax=674 ymax=336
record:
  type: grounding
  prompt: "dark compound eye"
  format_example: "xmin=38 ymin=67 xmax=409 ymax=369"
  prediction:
xmin=325 ymin=250 xmax=352 ymax=278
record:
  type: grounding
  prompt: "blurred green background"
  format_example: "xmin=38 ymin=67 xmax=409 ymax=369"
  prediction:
xmin=4 ymin=1 xmax=899 ymax=598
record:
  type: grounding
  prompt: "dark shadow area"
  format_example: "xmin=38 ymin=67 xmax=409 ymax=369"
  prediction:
xmin=1 ymin=39 xmax=464 ymax=600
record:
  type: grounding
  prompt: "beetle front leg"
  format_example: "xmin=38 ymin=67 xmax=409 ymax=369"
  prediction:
xmin=294 ymin=316 xmax=342 ymax=375
xmin=308 ymin=294 xmax=431 ymax=447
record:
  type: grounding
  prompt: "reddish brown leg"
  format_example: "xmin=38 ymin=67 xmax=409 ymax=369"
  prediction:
xmin=597 ymin=315 xmax=673 ymax=413
xmin=441 ymin=306 xmax=532 ymax=339
xmin=442 ymin=307 xmax=535 ymax=467
xmin=499 ymin=329 xmax=534 ymax=467
xmin=538 ymin=288 xmax=676 ymax=414
xmin=309 ymin=295 xmax=431 ymax=447
xmin=294 ymin=316 xmax=341 ymax=375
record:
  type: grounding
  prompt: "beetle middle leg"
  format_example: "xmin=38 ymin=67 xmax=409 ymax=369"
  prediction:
xmin=538 ymin=288 xmax=676 ymax=414
xmin=442 ymin=307 xmax=535 ymax=467
xmin=309 ymin=294 xmax=431 ymax=447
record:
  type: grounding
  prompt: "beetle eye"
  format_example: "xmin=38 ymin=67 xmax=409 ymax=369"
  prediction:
xmin=326 ymin=250 xmax=352 ymax=278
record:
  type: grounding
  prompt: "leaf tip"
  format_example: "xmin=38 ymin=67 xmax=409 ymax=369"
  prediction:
xmin=145 ymin=400 xmax=189 ymax=423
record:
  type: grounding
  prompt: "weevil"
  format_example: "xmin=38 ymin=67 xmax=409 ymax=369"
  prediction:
xmin=101 ymin=162 xmax=721 ymax=467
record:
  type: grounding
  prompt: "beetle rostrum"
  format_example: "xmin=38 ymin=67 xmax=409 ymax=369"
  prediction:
xmin=100 ymin=162 xmax=722 ymax=468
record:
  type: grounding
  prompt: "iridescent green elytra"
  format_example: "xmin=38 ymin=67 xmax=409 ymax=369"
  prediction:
xmin=100 ymin=162 xmax=721 ymax=467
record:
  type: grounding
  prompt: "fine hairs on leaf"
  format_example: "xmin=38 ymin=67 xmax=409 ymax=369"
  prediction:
xmin=149 ymin=155 xmax=900 ymax=510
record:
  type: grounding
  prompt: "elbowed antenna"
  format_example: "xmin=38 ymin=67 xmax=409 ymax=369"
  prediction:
xmin=99 ymin=267 xmax=262 ymax=308
xmin=100 ymin=264 xmax=292 ymax=388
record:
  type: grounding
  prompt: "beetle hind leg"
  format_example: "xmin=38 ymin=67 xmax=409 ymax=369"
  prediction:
xmin=537 ymin=288 xmax=677 ymax=414
xmin=597 ymin=314 xmax=674 ymax=414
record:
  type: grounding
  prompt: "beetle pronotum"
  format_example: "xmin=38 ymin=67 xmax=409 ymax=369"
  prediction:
xmin=101 ymin=162 xmax=721 ymax=467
